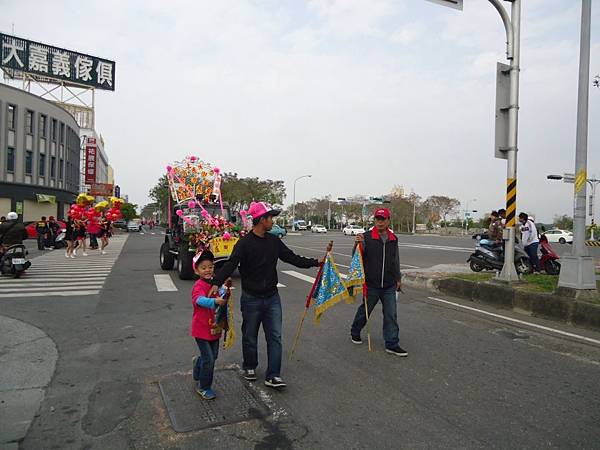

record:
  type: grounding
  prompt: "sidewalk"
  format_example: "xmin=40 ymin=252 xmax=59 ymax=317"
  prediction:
xmin=0 ymin=316 xmax=58 ymax=449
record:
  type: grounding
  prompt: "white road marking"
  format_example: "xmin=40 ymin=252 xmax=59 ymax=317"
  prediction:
xmin=0 ymin=280 xmax=108 ymax=288
xmin=281 ymin=271 xmax=315 ymax=284
xmin=427 ymin=296 xmax=600 ymax=346
xmin=0 ymin=284 xmax=104 ymax=293
xmin=154 ymin=274 xmax=178 ymax=292
xmin=0 ymin=290 xmax=100 ymax=298
xmin=0 ymin=276 xmax=106 ymax=283
xmin=277 ymin=283 xmax=286 ymax=288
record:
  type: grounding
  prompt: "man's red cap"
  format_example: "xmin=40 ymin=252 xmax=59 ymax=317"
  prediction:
xmin=373 ymin=208 xmax=390 ymax=219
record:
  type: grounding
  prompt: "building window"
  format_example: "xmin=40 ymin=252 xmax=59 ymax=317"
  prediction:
xmin=51 ymin=119 xmax=57 ymax=141
xmin=50 ymin=156 xmax=56 ymax=177
xmin=25 ymin=151 xmax=33 ymax=175
xmin=7 ymin=147 xmax=15 ymax=173
xmin=40 ymin=115 xmax=47 ymax=138
xmin=59 ymin=123 xmax=64 ymax=142
xmin=26 ymin=110 xmax=34 ymax=134
xmin=8 ymin=104 xmax=16 ymax=129
xmin=59 ymin=158 xmax=64 ymax=179
xmin=39 ymin=154 xmax=46 ymax=177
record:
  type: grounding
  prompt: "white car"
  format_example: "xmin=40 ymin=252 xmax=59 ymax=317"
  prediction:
xmin=127 ymin=220 xmax=142 ymax=232
xmin=543 ymin=229 xmax=573 ymax=244
xmin=343 ymin=225 xmax=366 ymax=236
xmin=311 ymin=225 xmax=327 ymax=233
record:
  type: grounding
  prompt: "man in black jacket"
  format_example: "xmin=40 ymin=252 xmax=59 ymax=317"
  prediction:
xmin=0 ymin=212 xmax=28 ymax=264
xmin=350 ymin=208 xmax=407 ymax=356
xmin=210 ymin=201 xmax=320 ymax=389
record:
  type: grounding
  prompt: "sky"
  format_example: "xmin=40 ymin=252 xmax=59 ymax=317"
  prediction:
xmin=1 ymin=0 xmax=599 ymax=223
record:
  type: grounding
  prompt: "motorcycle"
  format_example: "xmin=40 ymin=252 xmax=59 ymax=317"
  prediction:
xmin=539 ymin=234 xmax=561 ymax=275
xmin=54 ymin=228 xmax=67 ymax=249
xmin=0 ymin=244 xmax=32 ymax=278
xmin=467 ymin=238 xmax=533 ymax=274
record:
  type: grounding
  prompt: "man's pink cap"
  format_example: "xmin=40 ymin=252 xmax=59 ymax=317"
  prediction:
xmin=247 ymin=201 xmax=281 ymax=220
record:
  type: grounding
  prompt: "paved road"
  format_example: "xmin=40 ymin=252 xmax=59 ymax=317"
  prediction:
xmin=1 ymin=231 xmax=600 ymax=449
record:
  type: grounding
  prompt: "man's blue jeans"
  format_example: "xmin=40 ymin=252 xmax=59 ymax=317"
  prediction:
xmin=240 ymin=292 xmax=282 ymax=379
xmin=525 ymin=242 xmax=541 ymax=272
xmin=351 ymin=286 xmax=399 ymax=349
xmin=194 ymin=338 xmax=219 ymax=390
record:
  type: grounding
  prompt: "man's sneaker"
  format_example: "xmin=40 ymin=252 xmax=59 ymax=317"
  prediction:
xmin=243 ymin=369 xmax=257 ymax=381
xmin=351 ymin=335 xmax=363 ymax=345
xmin=264 ymin=377 xmax=286 ymax=389
xmin=192 ymin=356 xmax=200 ymax=381
xmin=196 ymin=387 xmax=216 ymax=400
xmin=385 ymin=346 xmax=408 ymax=357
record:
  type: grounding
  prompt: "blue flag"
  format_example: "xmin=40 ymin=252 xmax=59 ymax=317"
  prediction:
xmin=312 ymin=253 xmax=349 ymax=323
xmin=344 ymin=245 xmax=365 ymax=302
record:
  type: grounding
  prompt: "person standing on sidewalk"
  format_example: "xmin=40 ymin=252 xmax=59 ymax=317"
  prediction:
xmin=35 ymin=216 xmax=49 ymax=250
xmin=519 ymin=212 xmax=540 ymax=272
xmin=350 ymin=207 xmax=407 ymax=357
xmin=209 ymin=201 xmax=320 ymax=389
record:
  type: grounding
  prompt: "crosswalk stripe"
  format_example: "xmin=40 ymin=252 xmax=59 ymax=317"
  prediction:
xmin=0 ymin=290 xmax=101 ymax=298
xmin=0 ymin=236 xmax=128 ymax=298
xmin=154 ymin=274 xmax=178 ymax=292
xmin=0 ymin=285 xmax=104 ymax=293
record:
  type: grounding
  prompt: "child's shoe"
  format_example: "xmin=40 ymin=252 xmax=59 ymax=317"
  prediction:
xmin=196 ymin=387 xmax=216 ymax=400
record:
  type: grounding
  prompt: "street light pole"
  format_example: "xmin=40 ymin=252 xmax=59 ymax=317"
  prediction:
xmin=497 ymin=0 xmax=521 ymax=283
xmin=463 ymin=198 xmax=477 ymax=235
xmin=291 ymin=175 xmax=311 ymax=231
xmin=558 ymin=0 xmax=596 ymax=293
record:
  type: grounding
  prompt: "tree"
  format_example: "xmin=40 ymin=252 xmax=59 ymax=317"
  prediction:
xmin=120 ymin=203 xmax=139 ymax=221
xmin=220 ymin=173 xmax=286 ymax=212
xmin=422 ymin=196 xmax=460 ymax=228
xmin=148 ymin=174 xmax=170 ymax=220
xmin=553 ymin=214 xmax=573 ymax=231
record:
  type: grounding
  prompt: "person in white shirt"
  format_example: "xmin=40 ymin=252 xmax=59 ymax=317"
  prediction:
xmin=519 ymin=212 xmax=540 ymax=272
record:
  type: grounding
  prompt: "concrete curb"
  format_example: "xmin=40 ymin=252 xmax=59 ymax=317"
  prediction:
xmin=0 ymin=315 xmax=58 ymax=447
xmin=403 ymin=273 xmax=600 ymax=333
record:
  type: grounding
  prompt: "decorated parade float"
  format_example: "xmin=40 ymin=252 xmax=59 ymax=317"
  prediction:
xmin=159 ymin=156 xmax=245 ymax=280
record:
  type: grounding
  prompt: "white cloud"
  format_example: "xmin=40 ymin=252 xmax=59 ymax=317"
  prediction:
xmin=390 ymin=22 xmax=425 ymax=46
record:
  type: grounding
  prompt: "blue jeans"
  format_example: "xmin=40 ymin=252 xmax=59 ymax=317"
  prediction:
xmin=525 ymin=242 xmax=540 ymax=272
xmin=351 ymin=286 xmax=399 ymax=349
xmin=240 ymin=292 xmax=282 ymax=379
xmin=194 ymin=338 xmax=219 ymax=390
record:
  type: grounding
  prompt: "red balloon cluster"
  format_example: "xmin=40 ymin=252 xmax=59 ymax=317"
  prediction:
xmin=68 ymin=202 xmax=122 ymax=225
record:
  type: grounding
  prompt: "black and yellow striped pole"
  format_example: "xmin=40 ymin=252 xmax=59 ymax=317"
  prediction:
xmin=505 ymin=178 xmax=517 ymax=228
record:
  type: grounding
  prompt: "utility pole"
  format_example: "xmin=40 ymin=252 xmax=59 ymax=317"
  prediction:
xmin=558 ymin=0 xmax=596 ymax=293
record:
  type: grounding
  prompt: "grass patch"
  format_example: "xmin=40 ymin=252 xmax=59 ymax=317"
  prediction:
xmin=519 ymin=274 xmax=559 ymax=293
xmin=453 ymin=273 xmax=494 ymax=282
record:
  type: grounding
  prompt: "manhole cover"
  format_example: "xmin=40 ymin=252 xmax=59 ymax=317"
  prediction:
xmin=158 ymin=368 xmax=270 ymax=432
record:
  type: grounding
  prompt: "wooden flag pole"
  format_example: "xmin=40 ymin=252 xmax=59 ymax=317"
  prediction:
xmin=289 ymin=240 xmax=333 ymax=359
xmin=359 ymin=243 xmax=372 ymax=352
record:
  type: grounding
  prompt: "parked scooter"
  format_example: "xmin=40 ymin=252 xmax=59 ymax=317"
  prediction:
xmin=54 ymin=228 xmax=67 ymax=249
xmin=539 ymin=234 xmax=561 ymax=275
xmin=468 ymin=238 xmax=533 ymax=274
xmin=0 ymin=244 xmax=31 ymax=278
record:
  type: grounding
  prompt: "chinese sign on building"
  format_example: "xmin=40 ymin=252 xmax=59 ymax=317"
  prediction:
xmin=85 ymin=137 xmax=97 ymax=185
xmin=0 ymin=33 xmax=115 ymax=91
xmin=89 ymin=183 xmax=114 ymax=197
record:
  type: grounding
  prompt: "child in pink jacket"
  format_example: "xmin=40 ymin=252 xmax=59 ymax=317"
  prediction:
xmin=191 ymin=250 xmax=227 ymax=400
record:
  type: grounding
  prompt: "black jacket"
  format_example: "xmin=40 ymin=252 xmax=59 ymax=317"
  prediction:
xmin=212 ymin=231 xmax=319 ymax=298
xmin=0 ymin=220 xmax=28 ymax=246
xmin=360 ymin=228 xmax=401 ymax=289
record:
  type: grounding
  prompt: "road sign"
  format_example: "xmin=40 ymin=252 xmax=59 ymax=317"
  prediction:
xmin=425 ymin=0 xmax=463 ymax=10
xmin=495 ymin=62 xmax=511 ymax=159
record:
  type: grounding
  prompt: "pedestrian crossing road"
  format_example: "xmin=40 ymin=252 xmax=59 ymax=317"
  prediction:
xmin=0 ymin=235 xmax=128 ymax=298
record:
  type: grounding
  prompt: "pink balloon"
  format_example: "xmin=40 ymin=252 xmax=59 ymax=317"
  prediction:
xmin=166 ymin=165 xmax=172 ymax=172
xmin=176 ymin=210 xmax=184 ymax=217
xmin=188 ymin=200 xmax=196 ymax=209
xmin=190 ymin=156 xmax=197 ymax=161
xmin=223 ymin=232 xmax=231 ymax=241
xmin=213 ymin=167 xmax=220 ymax=174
